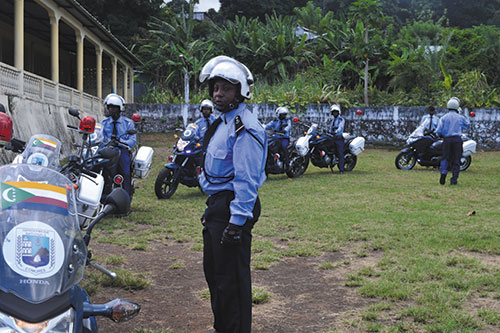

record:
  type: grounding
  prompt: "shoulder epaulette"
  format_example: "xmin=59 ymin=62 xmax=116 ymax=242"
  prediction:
xmin=235 ymin=115 xmax=245 ymax=135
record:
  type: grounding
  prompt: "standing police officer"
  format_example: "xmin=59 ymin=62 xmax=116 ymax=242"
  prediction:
xmin=101 ymin=93 xmax=137 ymax=197
xmin=326 ymin=104 xmax=345 ymax=173
xmin=195 ymin=99 xmax=216 ymax=141
xmin=265 ymin=106 xmax=291 ymax=170
xmin=435 ymin=97 xmax=470 ymax=185
xmin=198 ymin=56 xmax=267 ymax=333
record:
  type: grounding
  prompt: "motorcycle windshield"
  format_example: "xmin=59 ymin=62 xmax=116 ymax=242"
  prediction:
xmin=182 ymin=124 xmax=198 ymax=141
xmin=20 ymin=134 xmax=61 ymax=170
xmin=407 ymin=122 xmax=426 ymax=145
xmin=0 ymin=164 xmax=87 ymax=304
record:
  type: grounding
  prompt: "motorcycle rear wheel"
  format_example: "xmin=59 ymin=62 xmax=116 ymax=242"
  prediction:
xmin=395 ymin=151 xmax=416 ymax=170
xmin=343 ymin=153 xmax=357 ymax=172
xmin=459 ymin=156 xmax=472 ymax=171
xmin=286 ymin=152 xmax=309 ymax=178
xmin=155 ymin=168 xmax=179 ymax=199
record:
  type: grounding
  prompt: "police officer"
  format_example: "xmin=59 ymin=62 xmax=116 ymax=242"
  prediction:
xmin=195 ymin=99 xmax=216 ymax=141
xmin=435 ymin=97 xmax=470 ymax=185
xmin=326 ymin=104 xmax=345 ymax=173
xmin=101 ymin=93 xmax=137 ymax=196
xmin=198 ymin=56 xmax=267 ymax=333
xmin=421 ymin=106 xmax=439 ymax=135
xmin=265 ymin=106 xmax=291 ymax=170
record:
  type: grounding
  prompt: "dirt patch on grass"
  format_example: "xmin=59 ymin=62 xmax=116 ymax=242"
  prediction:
xmin=90 ymin=240 xmax=380 ymax=332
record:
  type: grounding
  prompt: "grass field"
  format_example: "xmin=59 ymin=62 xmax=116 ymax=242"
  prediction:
xmin=88 ymin=133 xmax=500 ymax=332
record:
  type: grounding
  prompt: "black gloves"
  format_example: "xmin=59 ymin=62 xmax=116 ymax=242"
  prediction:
xmin=221 ymin=223 xmax=243 ymax=246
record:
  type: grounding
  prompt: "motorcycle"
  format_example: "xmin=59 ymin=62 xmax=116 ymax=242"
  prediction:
xmin=155 ymin=123 xmax=204 ymax=199
xmin=0 ymin=163 xmax=140 ymax=332
xmin=265 ymin=131 xmax=306 ymax=178
xmin=395 ymin=121 xmax=476 ymax=171
xmin=302 ymin=124 xmax=365 ymax=172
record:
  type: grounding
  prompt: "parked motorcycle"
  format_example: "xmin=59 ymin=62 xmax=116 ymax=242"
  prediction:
xmin=300 ymin=123 xmax=365 ymax=172
xmin=155 ymin=123 xmax=203 ymax=199
xmin=395 ymin=122 xmax=476 ymax=171
xmin=0 ymin=164 xmax=140 ymax=332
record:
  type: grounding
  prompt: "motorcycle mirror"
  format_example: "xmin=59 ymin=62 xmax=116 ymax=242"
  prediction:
xmin=293 ymin=116 xmax=300 ymax=122
xmin=68 ymin=108 xmax=81 ymax=119
xmin=104 ymin=188 xmax=130 ymax=215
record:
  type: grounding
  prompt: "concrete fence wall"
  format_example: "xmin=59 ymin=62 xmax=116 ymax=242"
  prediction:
xmin=125 ymin=103 xmax=500 ymax=150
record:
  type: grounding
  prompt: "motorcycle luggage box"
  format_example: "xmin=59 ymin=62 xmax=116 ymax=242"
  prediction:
xmin=349 ymin=137 xmax=365 ymax=156
xmin=462 ymin=140 xmax=477 ymax=156
xmin=134 ymin=146 xmax=154 ymax=178
xmin=77 ymin=173 xmax=104 ymax=228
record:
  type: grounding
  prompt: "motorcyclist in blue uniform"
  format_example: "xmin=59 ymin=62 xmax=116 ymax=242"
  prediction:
xmin=198 ymin=55 xmax=267 ymax=333
xmin=435 ymin=97 xmax=470 ymax=185
xmin=265 ymin=106 xmax=291 ymax=170
xmin=421 ymin=106 xmax=440 ymax=135
xmin=101 ymin=93 xmax=137 ymax=197
xmin=326 ymin=104 xmax=345 ymax=173
xmin=195 ymin=99 xmax=216 ymax=141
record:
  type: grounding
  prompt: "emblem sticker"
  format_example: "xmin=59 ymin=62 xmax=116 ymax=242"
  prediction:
xmin=2 ymin=221 xmax=65 ymax=279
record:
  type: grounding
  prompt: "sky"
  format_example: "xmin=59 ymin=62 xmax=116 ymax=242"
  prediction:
xmin=164 ymin=0 xmax=221 ymax=12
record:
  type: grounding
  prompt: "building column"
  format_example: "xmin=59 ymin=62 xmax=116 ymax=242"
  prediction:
xmin=96 ymin=46 xmax=102 ymax=100
xmin=123 ymin=65 xmax=128 ymax=102
xmin=14 ymin=0 xmax=24 ymax=70
xmin=128 ymin=67 xmax=134 ymax=103
xmin=112 ymin=56 xmax=117 ymax=93
xmin=76 ymin=31 xmax=84 ymax=92
xmin=49 ymin=12 xmax=60 ymax=83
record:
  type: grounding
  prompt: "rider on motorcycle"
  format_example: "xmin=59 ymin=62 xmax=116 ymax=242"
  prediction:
xmin=326 ymin=104 xmax=345 ymax=174
xmin=420 ymin=106 xmax=440 ymax=135
xmin=101 ymin=93 xmax=136 ymax=197
xmin=195 ymin=99 xmax=217 ymax=142
xmin=265 ymin=106 xmax=291 ymax=170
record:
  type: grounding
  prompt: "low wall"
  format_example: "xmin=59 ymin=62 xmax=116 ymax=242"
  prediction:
xmin=125 ymin=103 xmax=500 ymax=150
xmin=0 ymin=94 xmax=103 ymax=164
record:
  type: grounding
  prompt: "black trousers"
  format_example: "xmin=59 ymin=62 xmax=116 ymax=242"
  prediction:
xmin=326 ymin=135 xmax=345 ymax=171
xmin=440 ymin=136 xmax=463 ymax=184
xmin=202 ymin=191 xmax=260 ymax=333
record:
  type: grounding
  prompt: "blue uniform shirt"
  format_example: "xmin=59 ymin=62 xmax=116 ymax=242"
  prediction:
xmin=329 ymin=116 xmax=345 ymax=136
xmin=265 ymin=118 xmax=291 ymax=138
xmin=435 ymin=110 xmax=470 ymax=138
xmin=101 ymin=115 xmax=137 ymax=148
xmin=421 ymin=114 xmax=440 ymax=131
xmin=200 ymin=103 xmax=267 ymax=226
xmin=194 ymin=114 xmax=217 ymax=141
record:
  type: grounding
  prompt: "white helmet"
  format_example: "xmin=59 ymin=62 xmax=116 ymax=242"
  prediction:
xmin=330 ymin=104 xmax=341 ymax=115
xmin=447 ymin=97 xmax=460 ymax=111
xmin=199 ymin=56 xmax=254 ymax=100
xmin=103 ymin=93 xmax=125 ymax=111
xmin=200 ymin=99 xmax=214 ymax=111
xmin=276 ymin=106 xmax=289 ymax=116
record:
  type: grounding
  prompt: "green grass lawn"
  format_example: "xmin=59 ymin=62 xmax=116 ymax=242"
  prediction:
xmin=95 ymin=133 xmax=500 ymax=332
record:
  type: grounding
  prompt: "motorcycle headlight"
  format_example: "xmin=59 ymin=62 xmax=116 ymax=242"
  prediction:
xmin=176 ymin=139 xmax=188 ymax=152
xmin=0 ymin=308 xmax=74 ymax=333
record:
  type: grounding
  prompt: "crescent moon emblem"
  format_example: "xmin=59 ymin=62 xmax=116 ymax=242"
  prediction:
xmin=2 ymin=188 xmax=16 ymax=203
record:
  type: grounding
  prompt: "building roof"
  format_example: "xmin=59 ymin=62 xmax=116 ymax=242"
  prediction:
xmin=53 ymin=0 xmax=142 ymax=66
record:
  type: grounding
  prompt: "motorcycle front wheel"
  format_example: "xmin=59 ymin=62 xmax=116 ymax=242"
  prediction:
xmin=343 ymin=153 xmax=357 ymax=172
xmin=155 ymin=167 xmax=180 ymax=199
xmin=459 ymin=156 xmax=472 ymax=171
xmin=286 ymin=152 xmax=309 ymax=178
xmin=395 ymin=151 xmax=416 ymax=170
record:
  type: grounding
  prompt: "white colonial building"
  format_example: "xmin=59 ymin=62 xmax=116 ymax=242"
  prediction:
xmin=0 ymin=0 xmax=140 ymax=113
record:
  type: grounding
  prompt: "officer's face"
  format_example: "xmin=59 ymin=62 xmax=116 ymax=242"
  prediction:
xmin=106 ymin=105 xmax=120 ymax=118
xmin=332 ymin=110 xmax=339 ymax=118
xmin=429 ymin=109 xmax=435 ymax=115
xmin=213 ymin=79 xmax=238 ymax=107
xmin=201 ymin=107 xmax=212 ymax=118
